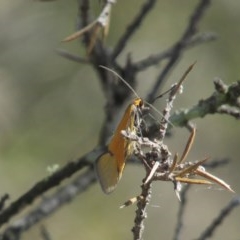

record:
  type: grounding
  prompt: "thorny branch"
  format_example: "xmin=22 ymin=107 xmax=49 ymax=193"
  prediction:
xmin=125 ymin=65 xmax=234 ymax=239
xmin=131 ymin=64 xmax=195 ymax=240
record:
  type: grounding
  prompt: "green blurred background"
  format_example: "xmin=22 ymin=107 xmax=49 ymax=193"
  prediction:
xmin=0 ymin=0 xmax=240 ymax=239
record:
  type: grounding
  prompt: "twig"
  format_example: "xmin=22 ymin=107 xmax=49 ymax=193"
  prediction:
xmin=0 ymin=194 xmax=9 ymax=212
xmin=173 ymin=185 xmax=191 ymax=240
xmin=169 ymin=80 xmax=240 ymax=127
xmin=40 ymin=225 xmax=52 ymax=240
xmin=112 ymin=0 xmax=157 ymax=60
xmin=56 ymin=49 xmax=90 ymax=64
xmin=159 ymin=63 xmax=195 ymax=140
xmin=203 ymin=158 xmax=229 ymax=169
xmin=132 ymin=181 xmax=152 ymax=240
xmin=197 ymin=196 xmax=240 ymax=240
xmin=172 ymin=158 xmax=228 ymax=240
xmin=0 ymin=169 xmax=96 ymax=240
xmin=147 ymin=0 xmax=211 ymax=103
xmin=132 ymin=32 xmax=217 ymax=72
xmin=146 ymin=79 xmax=240 ymax=133
xmin=217 ymin=105 xmax=240 ymax=119
xmin=78 ymin=0 xmax=90 ymax=45
xmin=0 ymin=148 xmax=102 ymax=228
xmin=131 ymin=62 xmax=193 ymax=240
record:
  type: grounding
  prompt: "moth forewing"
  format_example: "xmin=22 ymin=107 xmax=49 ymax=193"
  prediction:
xmin=96 ymin=98 xmax=144 ymax=194
xmin=96 ymin=152 xmax=120 ymax=194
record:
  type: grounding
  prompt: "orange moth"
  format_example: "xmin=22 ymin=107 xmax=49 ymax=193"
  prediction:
xmin=96 ymin=98 xmax=144 ymax=194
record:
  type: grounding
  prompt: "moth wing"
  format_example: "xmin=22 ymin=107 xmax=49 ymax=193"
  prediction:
xmin=95 ymin=152 xmax=120 ymax=194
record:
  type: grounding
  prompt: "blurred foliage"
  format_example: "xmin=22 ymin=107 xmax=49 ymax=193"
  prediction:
xmin=0 ymin=0 xmax=240 ymax=239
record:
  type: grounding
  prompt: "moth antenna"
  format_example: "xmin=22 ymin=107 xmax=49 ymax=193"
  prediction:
xmin=99 ymin=65 xmax=174 ymax=127
xmin=99 ymin=65 xmax=140 ymax=99
xmin=145 ymin=102 xmax=174 ymax=128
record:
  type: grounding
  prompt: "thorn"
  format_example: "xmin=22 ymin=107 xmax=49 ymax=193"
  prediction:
xmin=173 ymin=181 xmax=182 ymax=201
xmin=144 ymin=161 xmax=160 ymax=184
